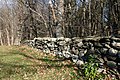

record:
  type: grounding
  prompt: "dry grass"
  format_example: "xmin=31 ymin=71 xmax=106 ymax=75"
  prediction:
xmin=0 ymin=46 xmax=81 ymax=80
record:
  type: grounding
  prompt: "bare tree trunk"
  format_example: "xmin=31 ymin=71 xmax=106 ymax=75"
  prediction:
xmin=11 ymin=23 xmax=14 ymax=45
xmin=88 ymin=0 xmax=91 ymax=36
xmin=55 ymin=0 xmax=64 ymax=37
xmin=82 ymin=0 xmax=86 ymax=37
xmin=0 ymin=30 xmax=3 ymax=45
xmin=100 ymin=0 xmax=104 ymax=36
xmin=5 ymin=28 xmax=10 ymax=46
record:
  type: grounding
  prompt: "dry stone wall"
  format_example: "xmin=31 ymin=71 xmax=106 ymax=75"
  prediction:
xmin=24 ymin=36 xmax=120 ymax=76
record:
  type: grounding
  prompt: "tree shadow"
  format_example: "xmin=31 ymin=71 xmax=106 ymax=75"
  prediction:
xmin=11 ymin=49 xmax=69 ymax=62
xmin=0 ymin=61 xmax=75 ymax=79
xmin=0 ymin=50 xmax=76 ymax=79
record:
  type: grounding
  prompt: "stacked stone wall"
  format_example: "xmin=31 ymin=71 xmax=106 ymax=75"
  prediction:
xmin=24 ymin=36 xmax=120 ymax=77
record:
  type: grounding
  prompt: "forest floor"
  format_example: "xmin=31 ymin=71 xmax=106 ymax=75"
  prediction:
xmin=0 ymin=46 xmax=82 ymax=80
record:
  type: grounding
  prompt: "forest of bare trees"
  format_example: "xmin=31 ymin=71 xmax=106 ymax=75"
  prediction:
xmin=0 ymin=0 xmax=120 ymax=45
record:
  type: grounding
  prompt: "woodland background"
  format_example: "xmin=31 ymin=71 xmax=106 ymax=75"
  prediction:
xmin=0 ymin=0 xmax=119 ymax=45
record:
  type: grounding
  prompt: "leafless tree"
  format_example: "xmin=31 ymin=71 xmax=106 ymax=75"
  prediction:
xmin=0 ymin=0 xmax=119 ymax=45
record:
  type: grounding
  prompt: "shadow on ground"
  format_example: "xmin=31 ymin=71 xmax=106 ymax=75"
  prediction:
xmin=0 ymin=49 xmax=76 ymax=79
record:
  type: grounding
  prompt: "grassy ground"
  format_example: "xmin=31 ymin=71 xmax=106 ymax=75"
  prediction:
xmin=0 ymin=46 xmax=82 ymax=80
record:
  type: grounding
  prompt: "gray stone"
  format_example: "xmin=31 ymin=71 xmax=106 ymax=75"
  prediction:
xmin=64 ymin=38 xmax=71 ymax=42
xmin=78 ymin=49 xmax=85 ymax=57
xmin=111 ymin=41 xmax=120 ymax=49
xmin=108 ymin=48 xmax=118 ymax=56
xmin=62 ymin=51 xmax=71 ymax=58
xmin=106 ymin=61 xmax=117 ymax=68
xmin=76 ymin=60 xmax=84 ymax=65
xmin=118 ymin=63 xmax=120 ymax=66
xmin=107 ymin=55 xmax=117 ymax=61
xmin=59 ymin=41 xmax=66 ymax=45
xmin=36 ymin=45 xmax=43 ymax=50
xmin=104 ymin=44 xmax=111 ymax=49
xmin=25 ymin=37 xmax=120 ymax=73
xmin=55 ymin=51 xmax=63 ymax=57
xmin=94 ymin=42 xmax=103 ymax=48
xmin=47 ymin=43 xmax=54 ymax=47
xmin=57 ymin=37 xmax=64 ymax=41
xmin=97 ymin=68 xmax=106 ymax=73
xmin=98 ymin=58 xmax=104 ymax=63
xmin=111 ymin=37 xmax=120 ymax=42
xmin=71 ymin=54 xmax=84 ymax=65
xmin=43 ymin=48 xmax=50 ymax=53
xmin=100 ymin=48 xmax=108 ymax=54
xmin=77 ymin=42 xmax=83 ymax=47
xmin=50 ymin=38 xmax=57 ymax=42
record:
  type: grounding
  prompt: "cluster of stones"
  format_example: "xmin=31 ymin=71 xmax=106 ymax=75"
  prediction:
xmin=25 ymin=36 xmax=120 ymax=78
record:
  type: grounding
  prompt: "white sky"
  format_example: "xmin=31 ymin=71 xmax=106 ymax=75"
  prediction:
xmin=0 ymin=0 xmax=13 ymax=4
